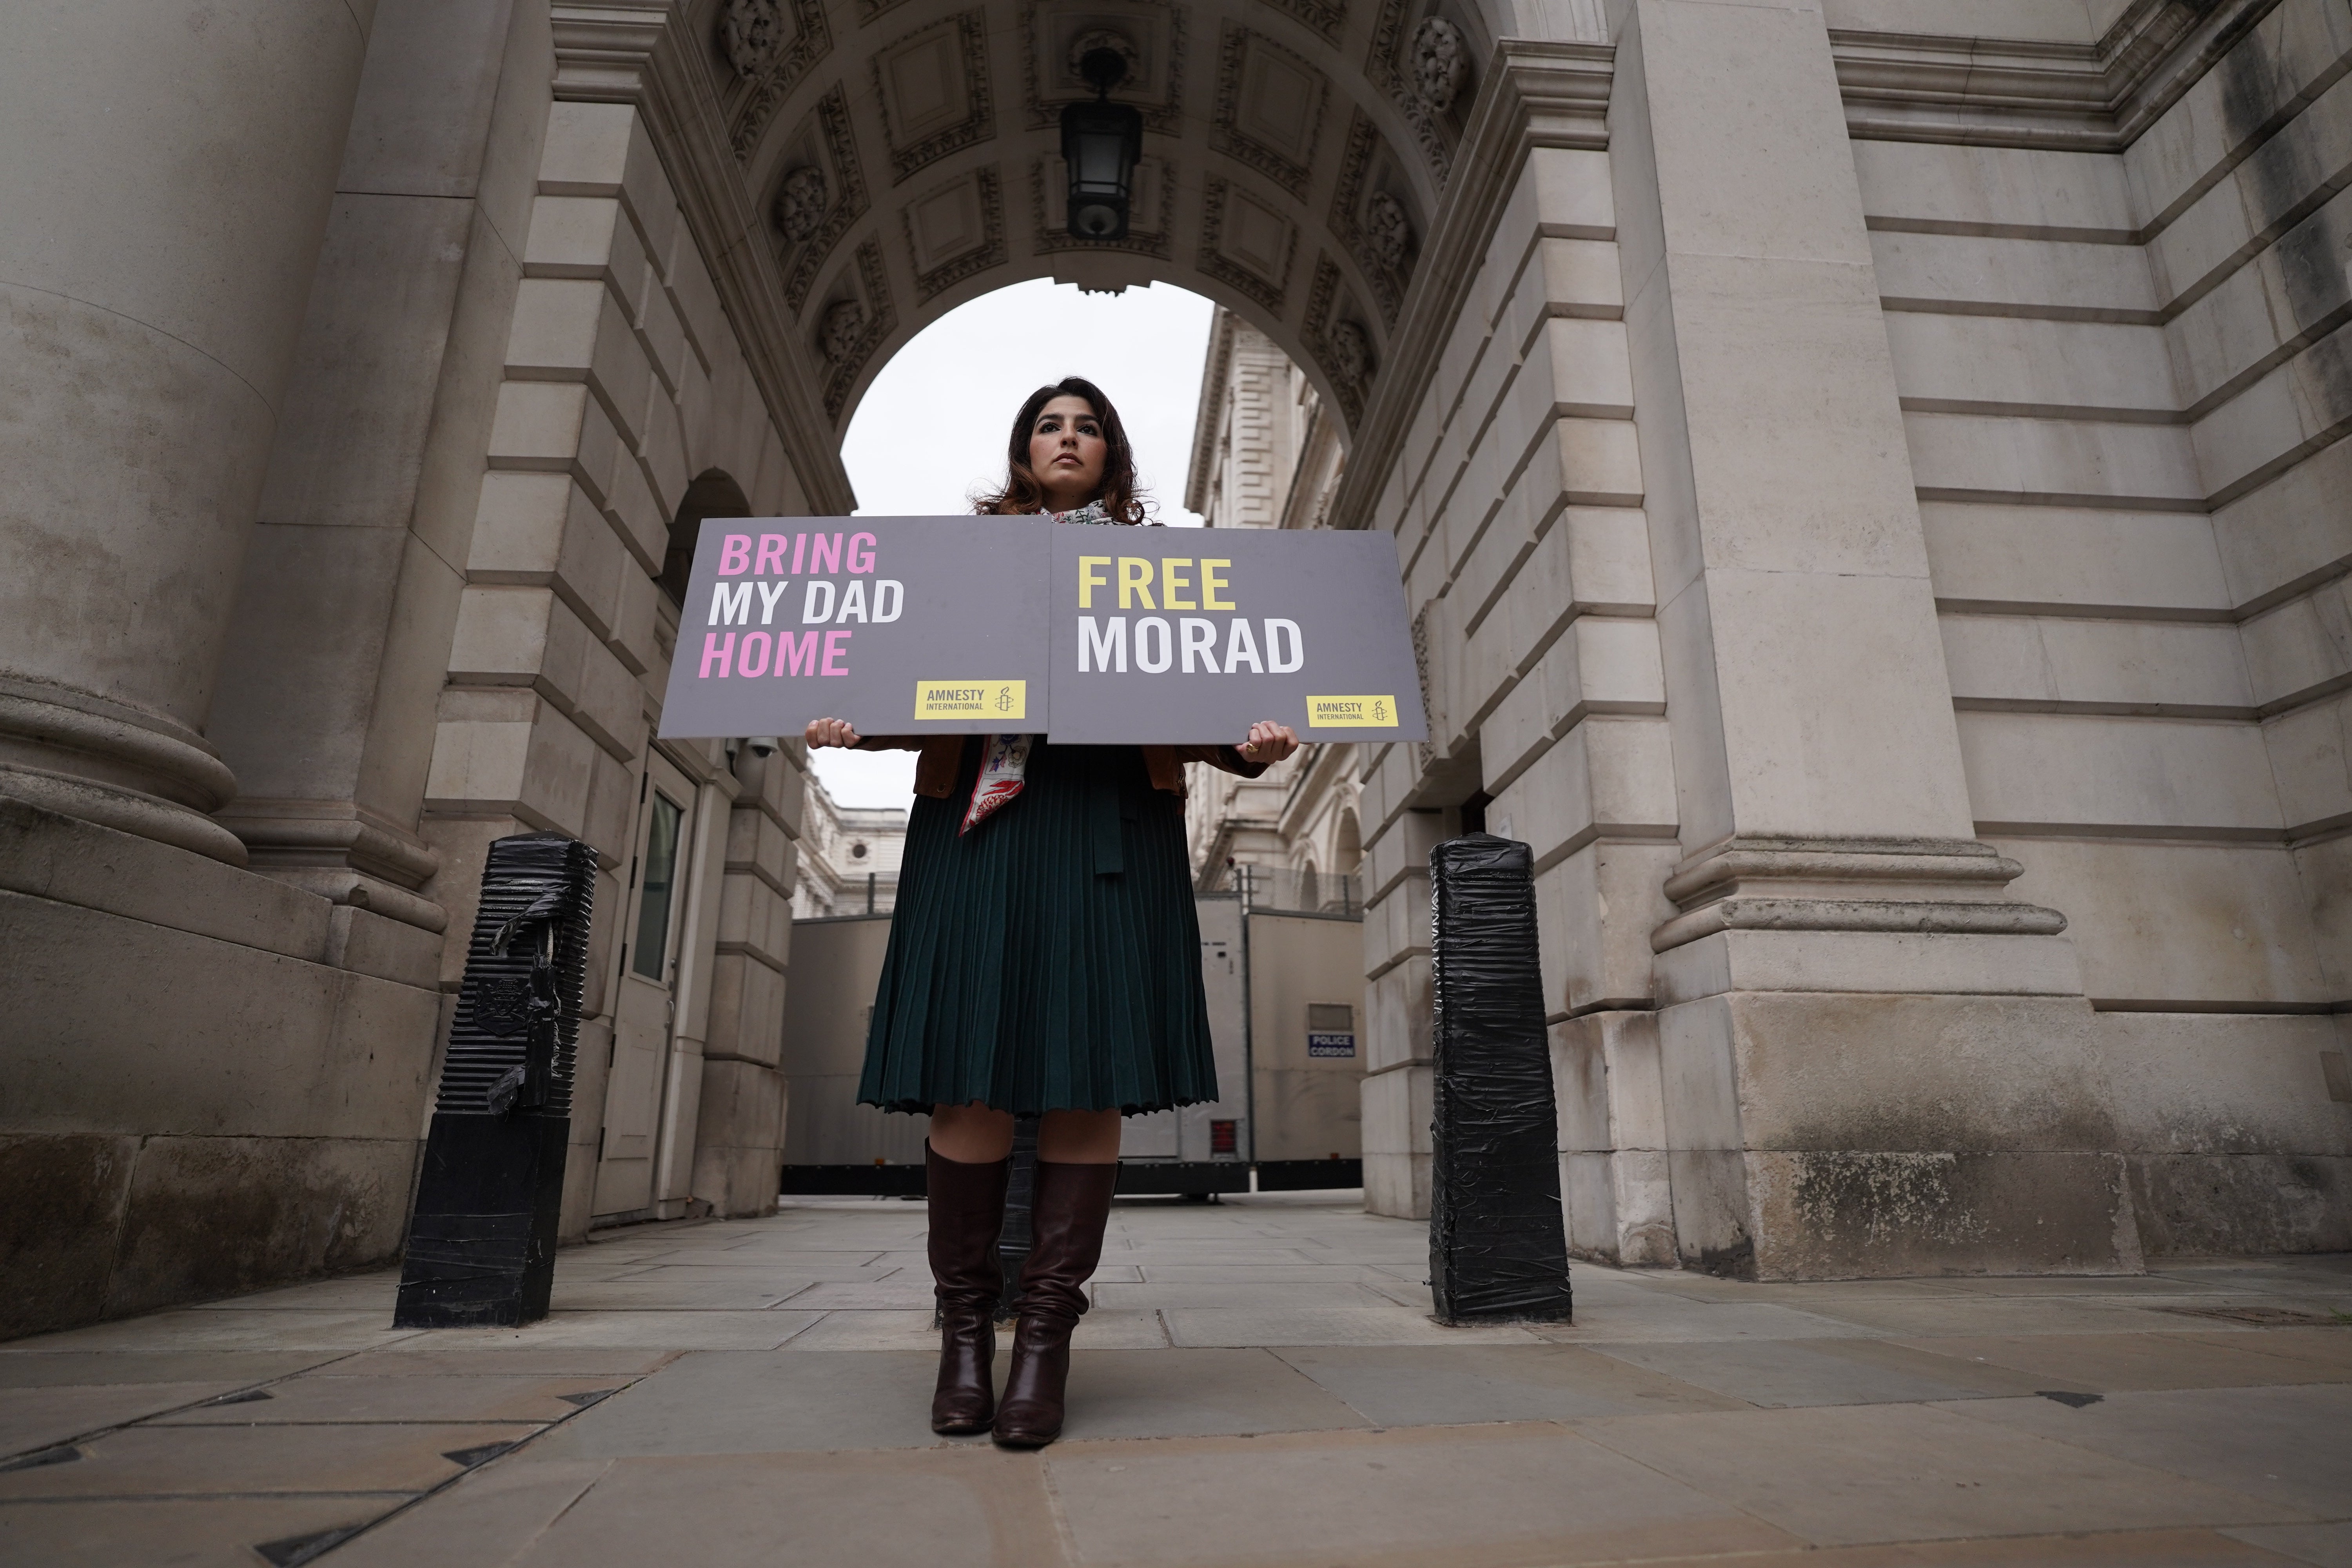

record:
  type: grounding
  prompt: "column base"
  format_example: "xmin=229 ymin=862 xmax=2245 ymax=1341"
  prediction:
xmin=0 ymin=679 xmax=245 ymax=865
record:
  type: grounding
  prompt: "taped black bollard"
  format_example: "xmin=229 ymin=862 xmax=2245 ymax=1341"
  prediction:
xmin=394 ymin=832 xmax=597 ymax=1328
xmin=1428 ymin=833 xmax=1573 ymax=1323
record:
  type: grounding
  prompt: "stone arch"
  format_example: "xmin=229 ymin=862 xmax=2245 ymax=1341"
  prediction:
xmin=1334 ymin=807 xmax=1361 ymax=878
xmin=695 ymin=0 xmax=1518 ymax=443
xmin=659 ymin=469 xmax=757 ymax=606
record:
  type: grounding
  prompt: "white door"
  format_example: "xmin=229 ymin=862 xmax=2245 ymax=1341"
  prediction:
xmin=594 ymin=753 xmax=696 ymax=1217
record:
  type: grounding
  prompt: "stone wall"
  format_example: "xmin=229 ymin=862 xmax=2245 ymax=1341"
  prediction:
xmin=430 ymin=96 xmax=815 ymax=1232
xmin=1854 ymin=0 xmax=2352 ymax=1252
xmin=1351 ymin=0 xmax=2350 ymax=1270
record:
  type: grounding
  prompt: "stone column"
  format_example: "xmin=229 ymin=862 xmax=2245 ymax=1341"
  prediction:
xmin=0 ymin=0 xmax=376 ymax=863
xmin=1609 ymin=0 xmax=2128 ymax=1275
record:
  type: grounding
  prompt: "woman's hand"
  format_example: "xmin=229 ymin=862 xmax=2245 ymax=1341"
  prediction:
xmin=804 ymin=717 xmax=862 ymax=750
xmin=1238 ymin=721 xmax=1299 ymax=766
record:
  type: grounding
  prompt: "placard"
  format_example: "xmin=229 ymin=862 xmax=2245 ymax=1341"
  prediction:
xmin=658 ymin=516 xmax=1052 ymax=740
xmin=656 ymin=516 xmax=1428 ymax=745
xmin=1045 ymin=525 xmax=1425 ymax=744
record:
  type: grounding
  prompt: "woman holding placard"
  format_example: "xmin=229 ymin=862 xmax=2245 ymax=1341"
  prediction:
xmin=804 ymin=377 xmax=1297 ymax=1449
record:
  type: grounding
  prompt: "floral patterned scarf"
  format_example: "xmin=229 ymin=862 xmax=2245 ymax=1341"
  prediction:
xmin=961 ymin=501 xmax=1117 ymax=833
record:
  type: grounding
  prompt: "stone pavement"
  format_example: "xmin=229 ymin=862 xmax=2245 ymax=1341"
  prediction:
xmin=4 ymin=1194 xmax=2350 ymax=1568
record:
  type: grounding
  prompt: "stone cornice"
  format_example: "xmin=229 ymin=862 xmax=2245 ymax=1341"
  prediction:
xmin=1326 ymin=38 xmax=1613 ymax=535
xmin=1831 ymin=0 xmax=2285 ymax=151
xmin=550 ymin=2 xmax=855 ymax=515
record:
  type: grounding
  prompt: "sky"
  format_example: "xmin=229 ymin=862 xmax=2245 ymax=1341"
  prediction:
xmin=811 ymin=279 xmax=1218 ymax=810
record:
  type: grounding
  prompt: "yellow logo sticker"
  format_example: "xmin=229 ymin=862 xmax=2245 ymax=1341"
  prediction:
xmin=915 ymin=680 xmax=1025 ymax=721
xmin=1305 ymin=695 xmax=1398 ymax=728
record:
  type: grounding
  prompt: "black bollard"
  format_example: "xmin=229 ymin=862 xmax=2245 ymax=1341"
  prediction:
xmin=1427 ymin=833 xmax=1573 ymax=1323
xmin=394 ymin=832 xmax=597 ymax=1328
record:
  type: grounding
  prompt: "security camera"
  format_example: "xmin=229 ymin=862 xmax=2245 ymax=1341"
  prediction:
xmin=745 ymin=736 xmax=780 ymax=757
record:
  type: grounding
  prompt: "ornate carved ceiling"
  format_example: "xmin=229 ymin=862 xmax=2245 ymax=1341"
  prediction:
xmin=694 ymin=0 xmax=1508 ymax=435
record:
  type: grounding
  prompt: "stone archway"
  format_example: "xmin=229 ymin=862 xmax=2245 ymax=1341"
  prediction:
xmin=17 ymin=0 xmax=2325 ymax=1338
xmin=549 ymin=0 xmax=1585 ymax=512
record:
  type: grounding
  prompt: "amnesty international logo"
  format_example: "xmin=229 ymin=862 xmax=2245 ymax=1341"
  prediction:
xmin=1305 ymin=695 xmax=1396 ymax=729
xmin=915 ymin=680 xmax=1026 ymax=720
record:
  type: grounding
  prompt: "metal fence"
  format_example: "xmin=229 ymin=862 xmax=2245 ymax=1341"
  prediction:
xmin=1203 ymin=862 xmax=1361 ymax=918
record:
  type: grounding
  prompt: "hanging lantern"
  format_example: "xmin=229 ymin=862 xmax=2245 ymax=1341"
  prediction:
xmin=1062 ymin=48 xmax=1142 ymax=241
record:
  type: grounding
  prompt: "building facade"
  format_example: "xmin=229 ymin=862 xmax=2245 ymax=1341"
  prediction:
xmin=5 ymin=0 xmax=2348 ymax=1337
xmin=790 ymin=775 xmax=906 ymax=917
xmin=1182 ymin=310 xmax=1365 ymax=908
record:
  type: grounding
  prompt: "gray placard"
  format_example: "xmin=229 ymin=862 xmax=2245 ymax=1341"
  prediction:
xmin=1045 ymin=526 xmax=1427 ymax=744
xmin=657 ymin=516 xmax=1054 ymax=740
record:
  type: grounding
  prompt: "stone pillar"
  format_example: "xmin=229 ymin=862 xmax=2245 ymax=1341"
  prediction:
xmin=205 ymin=0 xmax=553 ymax=932
xmin=0 ymin=0 xmax=376 ymax=862
xmin=1609 ymin=0 xmax=2132 ymax=1275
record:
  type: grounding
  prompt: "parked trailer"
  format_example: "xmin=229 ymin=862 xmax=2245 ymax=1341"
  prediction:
xmin=777 ymin=892 xmax=1363 ymax=1197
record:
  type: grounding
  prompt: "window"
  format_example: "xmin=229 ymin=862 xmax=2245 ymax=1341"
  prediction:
xmin=631 ymin=791 xmax=684 ymax=981
xmin=850 ymin=842 xmax=868 ymax=860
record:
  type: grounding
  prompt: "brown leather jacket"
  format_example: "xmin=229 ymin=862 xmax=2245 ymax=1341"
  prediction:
xmin=855 ymin=736 xmax=1267 ymax=799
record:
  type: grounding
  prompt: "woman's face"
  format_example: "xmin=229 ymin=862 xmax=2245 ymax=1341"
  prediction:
xmin=1029 ymin=394 xmax=1108 ymax=508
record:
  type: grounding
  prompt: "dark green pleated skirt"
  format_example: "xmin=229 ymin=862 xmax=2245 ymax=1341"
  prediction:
xmin=857 ymin=741 xmax=1220 ymax=1116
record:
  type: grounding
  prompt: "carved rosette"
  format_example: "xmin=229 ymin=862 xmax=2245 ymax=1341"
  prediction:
xmin=721 ymin=0 xmax=783 ymax=77
xmin=1366 ymin=192 xmax=1412 ymax=272
xmin=774 ymin=165 xmax=829 ymax=243
xmin=1410 ymin=16 xmax=1468 ymax=109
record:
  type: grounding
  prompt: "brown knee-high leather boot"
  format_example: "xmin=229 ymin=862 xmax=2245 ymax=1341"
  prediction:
xmin=926 ymin=1143 xmax=1011 ymax=1435
xmin=992 ymin=1159 xmax=1118 ymax=1449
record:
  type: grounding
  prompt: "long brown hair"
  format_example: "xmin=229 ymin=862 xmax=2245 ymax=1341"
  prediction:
xmin=975 ymin=377 xmax=1149 ymax=523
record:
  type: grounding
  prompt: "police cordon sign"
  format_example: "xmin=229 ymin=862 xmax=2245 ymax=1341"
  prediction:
xmin=656 ymin=516 xmax=1426 ymax=745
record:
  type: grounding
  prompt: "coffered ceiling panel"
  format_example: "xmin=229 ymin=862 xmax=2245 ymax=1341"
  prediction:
xmin=1200 ymin=175 xmax=1298 ymax=314
xmin=905 ymin=164 xmax=1009 ymax=299
xmin=872 ymin=9 xmax=996 ymax=182
xmin=1214 ymin=26 xmax=1329 ymax=197
xmin=1024 ymin=0 xmax=1189 ymax=134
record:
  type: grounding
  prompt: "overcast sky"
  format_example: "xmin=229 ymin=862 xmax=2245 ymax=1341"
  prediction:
xmin=812 ymin=279 xmax=1218 ymax=810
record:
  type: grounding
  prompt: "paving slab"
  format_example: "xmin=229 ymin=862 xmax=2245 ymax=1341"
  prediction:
xmin=509 ymin=1446 xmax=1065 ymax=1568
xmin=1886 ymin=1332 xmax=2352 ymax=1392
xmin=3 ymin=1310 xmax=421 ymax=1355
xmin=0 ymin=1495 xmax=397 ymax=1568
xmin=1093 ymin=1281 xmax=1401 ymax=1310
xmin=1163 ymin=1305 xmax=1542 ymax=1347
xmin=1592 ymin=1527 xmax=2311 ymax=1566
xmin=1043 ymin=1422 xmax=1797 ymax=1568
xmin=0 ymin=1383 xmax=244 ymax=1457
xmin=417 ymin=1311 xmax=821 ymax=1350
xmin=322 ymin=1346 xmax=680 ymax=1377
xmin=1271 ymin=1343 xmax=1751 ymax=1424
xmin=1530 ymin=1298 xmax=1861 ymax=1343
xmin=548 ymin=1278 xmax=809 ymax=1310
xmin=1580 ymin=1402 xmax=2307 ymax=1546
xmin=325 ymin=1459 xmax=612 ymax=1568
xmin=12 ymin=1199 xmax=2347 ymax=1567
xmin=0 ymin=1420 xmax=545 ymax=1500
xmin=0 ymin=1350 xmax=338 ymax=1388
xmin=1592 ymin=1339 xmax=2019 ymax=1408
xmin=526 ymin=1350 xmax=953 ymax=1456
xmin=144 ymin=1372 xmax=639 ymax=1426
xmin=1938 ymin=1385 xmax=2352 ymax=1517
xmin=2222 ymin=1522 xmax=2352 ymax=1568
xmin=1780 ymin=1297 xmax=2214 ymax=1338
xmin=1052 ymin=1348 xmax=1373 ymax=1441
xmin=779 ymin=1307 xmax=1169 ymax=1351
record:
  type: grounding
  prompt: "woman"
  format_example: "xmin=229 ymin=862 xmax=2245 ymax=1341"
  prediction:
xmin=804 ymin=377 xmax=1297 ymax=1448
